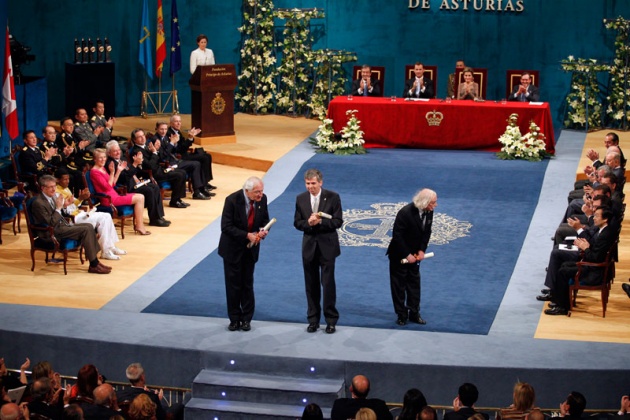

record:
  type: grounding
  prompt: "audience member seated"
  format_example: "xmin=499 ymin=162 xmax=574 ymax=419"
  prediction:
xmin=356 ymin=408 xmax=377 ymax=420
xmin=33 ymin=176 xmax=112 ymax=275
xmin=496 ymin=382 xmax=537 ymax=420
xmin=69 ymin=364 xmax=102 ymax=403
xmin=352 ymin=65 xmax=382 ymax=97
xmin=585 ymin=132 xmax=626 ymax=170
xmin=539 ymin=206 xmax=617 ymax=316
xmin=56 ymin=117 xmax=93 ymax=175
xmin=130 ymin=129 xmax=189 ymax=210
xmin=447 ymin=59 xmax=466 ymax=99
xmin=106 ymin=141 xmax=170 ymax=228
xmin=18 ymin=130 xmax=57 ymax=193
xmin=1 ymin=403 xmax=24 ymax=420
xmin=403 ymin=62 xmax=434 ymax=99
xmin=127 ymin=394 xmax=155 ymax=420
xmin=419 ymin=406 xmax=437 ymax=420
xmin=560 ymin=391 xmax=586 ymax=420
xmin=90 ymin=148 xmax=150 ymax=236
xmin=63 ymin=404 xmax=84 ymax=420
xmin=301 ymin=403 xmax=324 ymax=420
xmin=89 ymin=101 xmax=116 ymax=149
xmin=0 ymin=357 xmax=29 ymax=391
xmin=54 ymin=167 xmax=125 ymax=261
xmin=73 ymin=109 xmax=102 ymax=152
xmin=390 ymin=388 xmax=426 ymax=420
xmin=508 ymin=72 xmax=539 ymax=102
xmin=457 ymin=68 xmax=479 ymax=100
xmin=82 ymin=384 xmax=121 ymax=420
xmin=28 ymin=378 xmax=66 ymax=420
xmin=153 ymin=122 xmax=214 ymax=199
xmin=116 ymin=363 xmax=166 ymax=420
xmin=166 ymin=115 xmax=216 ymax=192
xmin=330 ymin=375 xmax=392 ymax=420
xmin=444 ymin=383 xmax=488 ymax=420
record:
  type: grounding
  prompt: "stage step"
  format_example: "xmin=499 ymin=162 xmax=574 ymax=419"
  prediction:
xmin=184 ymin=369 xmax=343 ymax=420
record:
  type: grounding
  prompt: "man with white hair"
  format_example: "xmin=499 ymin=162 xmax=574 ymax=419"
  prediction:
xmin=387 ymin=188 xmax=437 ymax=326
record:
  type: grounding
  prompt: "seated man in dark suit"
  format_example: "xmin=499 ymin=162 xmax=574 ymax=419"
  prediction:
xmin=508 ymin=72 xmax=540 ymax=102
xmin=403 ymin=62 xmax=434 ymax=99
xmin=330 ymin=375 xmax=392 ymax=420
xmin=82 ymin=384 xmax=121 ymax=420
xmin=560 ymin=391 xmax=587 ymax=420
xmin=27 ymin=378 xmax=66 ymax=420
xmin=351 ymin=65 xmax=382 ymax=97
xmin=116 ymin=363 xmax=166 ymax=420
xmin=18 ymin=130 xmax=57 ymax=192
xmin=443 ymin=383 xmax=488 ymax=420
xmin=539 ymin=206 xmax=617 ymax=315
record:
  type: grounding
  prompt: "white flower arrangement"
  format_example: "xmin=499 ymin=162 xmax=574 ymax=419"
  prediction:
xmin=560 ymin=55 xmax=609 ymax=129
xmin=496 ymin=113 xmax=549 ymax=162
xmin=604 ymin=17 xmax=630 ymax=127
xmin=310 ymin=110 xmax=366 ymax=155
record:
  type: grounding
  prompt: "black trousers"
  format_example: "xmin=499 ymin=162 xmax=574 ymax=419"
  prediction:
xmin=155 ymin=168 xmax=187 ymax=202
xmin=135 ymin=183 xmax=164 ymax=222
xmin=182 ymin=151 xmax=212 ymax=183
xmin=303 ymin=246 xmax=339 ymax=325
xmin=389 ymin=259 xmax=421 ymax=319
xmin=223 ymin=252 xmax=256 ymax=323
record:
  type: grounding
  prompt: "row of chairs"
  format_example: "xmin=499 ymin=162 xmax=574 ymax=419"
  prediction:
xmin=353 ymin=65 xmax=539 ymax=99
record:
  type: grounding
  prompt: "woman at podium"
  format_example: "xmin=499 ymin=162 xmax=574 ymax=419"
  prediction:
xmin=190 ymin=34 xmax=215 ymax=74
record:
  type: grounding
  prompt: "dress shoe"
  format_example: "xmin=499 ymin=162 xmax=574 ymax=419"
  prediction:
xmin=202 ymin=189 xmax=216 ymax=197
xmin=207 ymin=183 xmax=217 ymax=190
xmin=396 ymin=316 xmax=407 ymax=326
xmin=169 ymin=201 xmax=187 ymax=208
xmin=548 ymin=302 xmax=558 ymax=309
xmin=101 ymin=250 xmax=120 ymax=260
xmin=228 ymin=321 xmax=241 ymax=331
xmin=149 ymin=219 xmax=170 ymax=227
xmin=97 ymin=262 xmax=112 ymax=271
xmin=241 ymin=321 xmax=251 ymax=331
xmin=306 ymin=322 xmax=319 ymax=333
xmin=536 ymin=294 xmax=553 ymax=301
xmin=179 ymin=200 xmax=191 ymax=207
xmin=540 ymin=288 xmax=551 ymax=295
xmin=325 ymin=324 xmax=336 ymax=334
xmin=623 ymin=283 xmax=630 ymax=299
xmin=192 ymin=191 xmax=210 ymax=200
xmin=544 ymin=306 xmax=568 ymax=316
xmin=409 ymin=314 xmax=427 ymax=325
xmin=159 ymin=218 xmax=171 ymax=225
xmin=88 ymin=264 xmax=111 ymax=274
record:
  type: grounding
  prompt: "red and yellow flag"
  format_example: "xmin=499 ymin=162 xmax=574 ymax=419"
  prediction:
xmin=155 ymin=0 xmax=166 ymax=78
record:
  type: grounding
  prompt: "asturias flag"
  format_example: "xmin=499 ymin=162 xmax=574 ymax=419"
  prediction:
xmin=138 ymin=0 xmax=153 ymax=79
xmin=155 ymin=0 xmax=166 ymax=78
xmin=169 ymin=0 xmax=182 ymax=75
xmin=3 ymin=26 xmax=18 ymax=140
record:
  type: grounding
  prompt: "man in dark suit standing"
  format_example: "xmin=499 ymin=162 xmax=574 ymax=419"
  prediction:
xmin=294 ymin=169 xmax=343 ymax=334
xmin=218 ymin=176 xmax=270 ymax=332
xmin=508 ymin=72 xmax=540 ymax=102
xmin=387 ymin=188 xmax=437 ymax=326
xmin=351 ymin=65 xmax=382 ymax=97
xmin=403 ymin=62 xmax=434 ymax=99
xmin=31 ymin=175 xmax=111 ymax=274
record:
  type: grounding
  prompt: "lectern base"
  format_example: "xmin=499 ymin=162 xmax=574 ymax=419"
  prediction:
xmin=194 ymin=134 xmax=237 ymax=146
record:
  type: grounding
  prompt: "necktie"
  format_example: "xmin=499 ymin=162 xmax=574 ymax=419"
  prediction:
xmin=312 ymin=196 xmax=319 ymax=214
xmin=416 ymin=79 xmax=421 ymax=96
xmin=247 ymin=200 xmax=255 ymax=231
xmin=421 ymin=211 xmax=427 ymax=229
xmin=363 ymin=80 xmax=368 ymax=96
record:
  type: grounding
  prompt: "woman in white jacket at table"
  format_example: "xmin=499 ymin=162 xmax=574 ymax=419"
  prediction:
xmin=190 ymin=34 xmax=215 ymax=74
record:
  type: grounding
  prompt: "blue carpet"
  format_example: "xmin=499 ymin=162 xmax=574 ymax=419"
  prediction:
xmin=143 ymin=149 xmax=548 ymax=334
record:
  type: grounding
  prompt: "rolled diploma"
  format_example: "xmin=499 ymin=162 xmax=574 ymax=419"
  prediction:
xmin=317 ymin=212 xmax=332 ymax=219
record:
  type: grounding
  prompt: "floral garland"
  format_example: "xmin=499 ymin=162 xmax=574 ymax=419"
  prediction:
xmin=310 ymin=110 xmax=366 ymax=155
xmin=497 ymin=113 xmax=549 ymax=162
xmin=236 ymin=0 xmax=277 ymax=114
xmin=604 ymin=17 xmax=630 ymax=127
xmin=560 ymin=56 xmax=608 ymax=129
xmin=309 ymin=50 xmax=357 ymax=118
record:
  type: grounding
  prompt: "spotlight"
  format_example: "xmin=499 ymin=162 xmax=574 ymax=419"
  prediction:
xmin=310 ymin=366 xmax=315 ymax=372
xmin=230 ymin=360 xmax=235 ymax=365
xmin=302 ymin=398 xmax=307 ymax=403
xmin=221 ymin=392 xmax=226 ymax=397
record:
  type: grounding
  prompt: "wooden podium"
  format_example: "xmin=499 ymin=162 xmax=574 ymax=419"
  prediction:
xmin=189 ymin=64 xmax=238 ymax=145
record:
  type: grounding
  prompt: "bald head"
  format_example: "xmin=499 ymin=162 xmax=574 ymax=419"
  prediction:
xmin=351 ymin=375 xmax=370 ymax=399
xmin=94 ymin=383 xmax=116 ymax=406
xmin=0 ymin=403 xmax=20 ymax=420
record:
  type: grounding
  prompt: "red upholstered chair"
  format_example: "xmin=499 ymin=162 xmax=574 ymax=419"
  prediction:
xmin=404 ymin=65 xmax=438 ymax=98
xmin=454 ymin=68 xmax=488 ymax=99
xmin=506 ymin=70 xmax=540 ymax=99
xmin=352 ymin=65 xmax=385 ymax=96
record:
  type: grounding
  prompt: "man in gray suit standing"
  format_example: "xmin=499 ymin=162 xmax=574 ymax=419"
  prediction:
xmin=294 ymin=168 xmax=343 ymax=334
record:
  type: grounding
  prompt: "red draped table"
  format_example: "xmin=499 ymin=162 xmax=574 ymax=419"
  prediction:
xmin=327 ymin=96 xmax=555 ymax=153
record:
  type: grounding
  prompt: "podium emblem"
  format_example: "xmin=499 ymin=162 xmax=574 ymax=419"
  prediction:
xmin=211 ymin=93 xmax=226 ymax=115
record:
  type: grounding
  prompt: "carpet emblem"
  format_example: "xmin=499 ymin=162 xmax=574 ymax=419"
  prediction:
xmin=339 ymin=202 xmax=472 ymax=248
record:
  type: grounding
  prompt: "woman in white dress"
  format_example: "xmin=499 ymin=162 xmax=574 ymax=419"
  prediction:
xmin=190 ymin=34 xmax=215 ymax=74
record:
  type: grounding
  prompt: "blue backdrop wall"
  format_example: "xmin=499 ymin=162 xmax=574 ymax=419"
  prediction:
xmin=5 ymin=1 xmax=630 ymax=138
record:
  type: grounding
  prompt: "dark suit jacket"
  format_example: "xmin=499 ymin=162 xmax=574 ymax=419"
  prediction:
xmin=351 ymin=78 xmax=382 ymax=97
xmin=330 ymin=397 xmax=393 ymax=420
xmin=218 ymin=189 xmax=270 ymax=263
xmin=116 ymin=387 xmax=165 ymax=420
xmin=81 ymin=404 xmax=121 ymax=420
xmin=31 ymin=193 xmax=69 ymax=239
xmin=508 ymin=84 xmax=540 ymax=102
xmin=444 ymin=407 xmax=489 ymax=420
xmin=294 ymin=189 xmax=342 ymax=262
xmin=403 ymin=77 xmax=434 ymax=98
xmin=579 ymin=224 xmax=617 ymax=285
xmin=386 ymin=203 xmax=433 ymax=261
xmin=166 ymin=127 xmax=195 ymax=156
xmin=19 ymin=146 xmax=52 ymax=177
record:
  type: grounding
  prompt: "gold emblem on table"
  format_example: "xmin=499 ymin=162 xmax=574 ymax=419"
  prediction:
xmin=426 ymin=110 xmax=444 ymax=126
xmin=211 ymin=93 xmax=226 ymax=115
